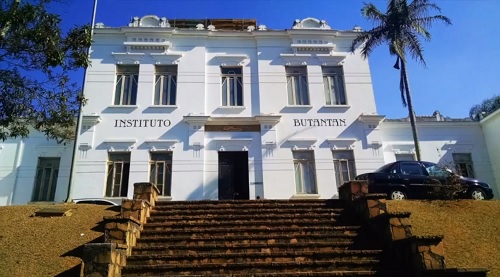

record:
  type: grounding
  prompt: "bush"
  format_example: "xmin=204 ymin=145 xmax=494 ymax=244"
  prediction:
xmin=428 ymin=174 xmax=468 ymax=200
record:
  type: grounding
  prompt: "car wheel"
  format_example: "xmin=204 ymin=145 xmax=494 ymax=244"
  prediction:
xmin=389 ymin=189 xmax=407 ymax=200
xmin=469 ymin=188 xmax=486 ymax=200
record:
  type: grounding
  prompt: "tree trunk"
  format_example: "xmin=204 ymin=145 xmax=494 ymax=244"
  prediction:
xmin=401 ymin=60 xmax=422 ymax=161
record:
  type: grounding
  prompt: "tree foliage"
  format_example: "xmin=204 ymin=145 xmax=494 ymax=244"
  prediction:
xmin=351 ymin=0 xmax=451 ymax=161
xmin=0 ymin=0 xmax=91 ymax=142
xmin=469 ymin=95 xmax=500 ymax=121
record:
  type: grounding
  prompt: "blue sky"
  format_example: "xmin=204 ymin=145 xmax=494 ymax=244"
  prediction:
xmin=52 ymin=0 xmax=500 ymax=119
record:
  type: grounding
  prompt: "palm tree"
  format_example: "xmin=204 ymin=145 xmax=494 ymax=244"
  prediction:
xmin=351 ymin=0 xmax=451 ymax=161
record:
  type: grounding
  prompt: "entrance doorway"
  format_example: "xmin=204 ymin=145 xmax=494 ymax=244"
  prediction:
xmin=218 ymin=151 xmax=249 ymax=200
xmin=32 ymin=158 xmax=60 ymax=202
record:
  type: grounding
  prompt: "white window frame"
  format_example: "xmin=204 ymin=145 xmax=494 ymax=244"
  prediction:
xmin=323 ymin=66 xmax=347 ymax=105
xmin=221 ymin=67 xmax=243 ymax=106
xmin=286 ymin=66 xmax=310 ymax=105
xmin=452 ymin=153 xmax=475 ymax=178
xmin=106 ymin=153 xmax=130 ymax=197
xmin=293 ymin=151 xmax=317 ymax=194
xmin=149 ymin=152 xmax=173 ymax=196
xmin=154 ymin=65 xmax=177 ymax=105
xmin=395 ymin=153 xmax=416 ymax=161
xmin=114 ymin=65 xmax=139 ymax=105
xmin=333 ymin=150 xmax=356 ymax=186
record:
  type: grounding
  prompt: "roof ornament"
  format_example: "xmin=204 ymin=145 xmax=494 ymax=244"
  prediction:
xmin=353 ymin=25 xmax=363 ymax=32
xmin=160 ymin=17 xmax=170 ymax=28
xmin=292 ymin=17 xmax=331 ymax=30
xmin=129 ymin=15 xmax=170 ymax=27
xmin=129 ymin=16 xmax=140 ymax=27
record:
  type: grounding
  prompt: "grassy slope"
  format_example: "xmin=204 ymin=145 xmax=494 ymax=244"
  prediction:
xmin=0 ymin=203 xmax=118 ymax=277
xmin=387 ymin=200 xmax=500 ymax=277
xmin=0 ymin=201 xmax=498 ymax=276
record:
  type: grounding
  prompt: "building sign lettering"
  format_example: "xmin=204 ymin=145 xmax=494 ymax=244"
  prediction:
xmin=114 ymin=119 xmax=171 ymax=128
xmin=293 ymin=119 xmax=346 ymax=127
xmin=205 ymin=125 xmax=261 ymax=132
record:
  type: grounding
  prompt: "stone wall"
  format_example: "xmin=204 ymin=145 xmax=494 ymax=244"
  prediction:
xmin=338 ymin=181 xmax=447 ymax=272
xmin=82 ymin=182 xmax=159 ymax=277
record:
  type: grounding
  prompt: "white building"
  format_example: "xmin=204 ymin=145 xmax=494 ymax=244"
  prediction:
xmin=0 ymin=16 xmax=497 ymax=205
xmin=381 ymin=112 xmax=497 ymax=192
xmin=479 ymin=109 xmax=500 ymax=195
xmin=0 ymin=130 xmax=73 ymax=206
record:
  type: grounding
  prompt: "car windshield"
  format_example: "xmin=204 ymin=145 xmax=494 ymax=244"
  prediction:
xmin=422 ymin=162 xmax=450 ymax=178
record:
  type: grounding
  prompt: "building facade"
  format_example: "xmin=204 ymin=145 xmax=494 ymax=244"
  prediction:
xmin=71 ymin=16 xmax=383 ymax=202
xmin=0 ymin=130 xmax=73 ymax=206
xmin=0 ymin=16 xmax=497 ymax=205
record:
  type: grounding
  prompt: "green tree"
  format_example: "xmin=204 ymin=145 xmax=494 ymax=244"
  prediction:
xmin=351 ymin=0 xmax=451 ymax=161
xmin=0 ymin=0 xmax=91 ymax=142
xmin=469 ymin=95 xmax=500 ymax=121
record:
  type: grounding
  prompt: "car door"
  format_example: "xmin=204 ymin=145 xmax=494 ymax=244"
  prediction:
xmin=422 ymin=162 xmax=453 ymax=198
xmin=368 ymin=164 xmax=400 ymax=195
xmin=398 ymin=162 xmax=428 ymax=198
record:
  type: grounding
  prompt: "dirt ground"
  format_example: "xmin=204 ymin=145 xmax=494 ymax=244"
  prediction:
xmin=0 ymin=203 xmax=118 ymax=277
xmin=0 ymin=200 xmax=498 ymax=277
xmin=387 ymin=200 xmax=500 ymax=277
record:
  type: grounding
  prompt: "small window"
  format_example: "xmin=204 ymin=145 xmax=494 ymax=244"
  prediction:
xmin=452 ymin=153 xmax=475 ymax=178
xmin=395 ymin=153 xmax=416 ymax=161
xmin=333 ymin=150 xmax=356 ymax=186
xmin=114 ymin=65 xmax=139 ymax=105
xmin=149 ymin=152 xmax=173 ymax=196
xmin=154 ymin=65 xmax=177 ymax=105
xmin=221 ymin=67 xmax=243 ymax=106
xmin=322 ymin=66 xmax=346 ymax=105
xmin=286 ymin=66 xmax=309 ymax=105
xmin=293 ymin=151 xmax=317 ymax=194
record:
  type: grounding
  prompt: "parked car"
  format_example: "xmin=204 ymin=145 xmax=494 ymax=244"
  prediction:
xmin=355 ymin=161 xmax=494 ymax=200
xmin=73 ymin=198 xmax=121 ymax=206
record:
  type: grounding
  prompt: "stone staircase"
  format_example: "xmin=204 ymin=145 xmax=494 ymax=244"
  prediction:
xmin=121 ymin=199 xmax=388 ymax=276
xmin=83 ymin=183 xmax=488 ymax=277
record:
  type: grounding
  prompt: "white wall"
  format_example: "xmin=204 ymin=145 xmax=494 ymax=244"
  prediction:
xmin=381 ymin=121 xmax=497 ymax=197
xmin=70 ymin=18 xmax=498 ymax=202
xmin=70 ymin=23 xmax=385 ymax=201
xmin=0 ymin=131 xmax=73 ymax=206
xmin=480 ymin=109 xmax=500 ymax=196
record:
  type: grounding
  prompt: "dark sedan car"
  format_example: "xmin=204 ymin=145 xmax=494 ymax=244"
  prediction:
xmin=355 ymin=161 xmax=494 ymax=200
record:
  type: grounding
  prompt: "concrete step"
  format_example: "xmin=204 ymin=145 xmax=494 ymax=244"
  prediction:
xmin=135 ymin=232 xmax=356 ymax=247
xmin=131 ymin=241 xmax=355 ymax=255
xmin=154 ymin=200 xmax=340 ymax=210
xmin=150 ymin=207 xmax=343 ymax=215
xmin=122 ymin=270 xmax=394 ymax=277
xmin=143 ymin=218 xmax=337 ymax=229
xmin=121 ymin=259 xmax=380 ymax=275
xmin=126 ymin=249 xmax=383 ymax=266
xmin=139 ymin=225 xmax=360 ymax=238
xmin=147 ymin=212 xmax=340 ymax=223
xmin=155 ymin=199 xmax=337 ymax=205
xmin=122 ymin=271 xmax=410 ymax=277
xmin=140 ymin=225 xmax=359 ymax=240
